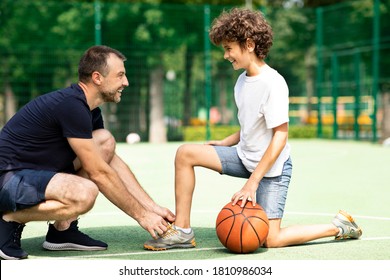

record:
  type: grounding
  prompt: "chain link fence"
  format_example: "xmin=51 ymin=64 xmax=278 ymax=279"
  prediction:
xmin=0 ymin=0 xmax=389 ymax=142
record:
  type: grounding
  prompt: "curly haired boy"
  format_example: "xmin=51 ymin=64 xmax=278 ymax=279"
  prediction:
xmin=144 ymin=7 xmax=362 ymax=250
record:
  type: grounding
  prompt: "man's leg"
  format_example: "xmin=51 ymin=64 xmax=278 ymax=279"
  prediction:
xmin=1 ymin=171 xmax=101 ymax=259
xmin=4 ymin=173 xmax=98 ymax=224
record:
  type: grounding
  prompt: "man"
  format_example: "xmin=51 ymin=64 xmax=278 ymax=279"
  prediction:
xmin=0 ymin=45 xmax=175 ymax=260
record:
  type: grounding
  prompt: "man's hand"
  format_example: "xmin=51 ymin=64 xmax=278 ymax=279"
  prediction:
xmin=153 ymin=205 xmax=176 ymax=223
xmin=137 ymin=211 xmax=170 ymax=239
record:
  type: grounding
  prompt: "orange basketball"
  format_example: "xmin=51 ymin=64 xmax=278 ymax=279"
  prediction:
xmin=216 ymin=201 xmax=269 ymax=253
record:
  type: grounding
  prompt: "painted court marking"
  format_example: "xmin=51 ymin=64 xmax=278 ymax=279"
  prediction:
xmin=50 ymin=235 xmax=390 ymax=260
xmin=35 ymin=210 xmax=390 ymax=260
xmin=89 ymin=210 xmax=390 ymax=221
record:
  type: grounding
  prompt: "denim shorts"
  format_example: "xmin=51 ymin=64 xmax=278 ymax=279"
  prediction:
xmin=0 ymin=169 xmax=56 ymax=212
xmin=213 ymin=146 xmax=292 ymax=219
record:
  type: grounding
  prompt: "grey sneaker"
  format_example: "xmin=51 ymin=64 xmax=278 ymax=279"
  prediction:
xmin=144 ymin=223 xmax=196 ymax=251
xmin=332 ymin=210 xmax=362 ymax=240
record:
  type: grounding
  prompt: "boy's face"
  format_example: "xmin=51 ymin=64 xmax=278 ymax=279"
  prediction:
xmin=222 ymin=41 xmax=249 ymax=71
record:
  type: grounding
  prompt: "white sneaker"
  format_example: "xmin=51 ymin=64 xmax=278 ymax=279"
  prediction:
xmin=144 ymin=223 xmax=196 ymax=251
xmin=332 ymin=210 xmax=362 ymax=240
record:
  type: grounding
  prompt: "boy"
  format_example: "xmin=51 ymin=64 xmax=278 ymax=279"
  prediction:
xmin=144 ymin=8 xmax=361 ymax=250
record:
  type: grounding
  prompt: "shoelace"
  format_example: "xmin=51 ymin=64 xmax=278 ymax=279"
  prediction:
xmin=161 ymin=224 xmax=178 ymax=239
xmin=68 ymin=220 xmax=91 ymax=237
xmin=13 ymin=224 xmax=25 ymax=246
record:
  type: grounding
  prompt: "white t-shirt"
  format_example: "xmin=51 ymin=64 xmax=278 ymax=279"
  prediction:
xmin=235 ymin=65 xmax=290 ymax=177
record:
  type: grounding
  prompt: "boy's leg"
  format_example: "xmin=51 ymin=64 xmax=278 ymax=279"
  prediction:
xmin=265 ymin=219 xmax=339 ymax=248
xmin=258 ymin=158 xmax=361 ymax=248
xmin=144 ymin=143 xmax=222 ymax=250
xmin=173 ymin=144 xmax=223 ymax=228
xmin=265 ymin=209 xmax=362 ymax=248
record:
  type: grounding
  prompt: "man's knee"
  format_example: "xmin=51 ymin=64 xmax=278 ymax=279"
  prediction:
xmin=93 ymin=129 xmax=116 ymax=163
xmin=72 ymin=180 xmax=99 ymax=215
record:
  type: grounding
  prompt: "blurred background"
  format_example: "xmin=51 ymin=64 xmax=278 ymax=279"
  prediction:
xmin=0 ymin=0 xmax=389 ymax=143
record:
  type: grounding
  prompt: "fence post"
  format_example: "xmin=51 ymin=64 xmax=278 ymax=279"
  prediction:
xmin=331 ymin=53 xmax=338 ymax=139
xmin=94 ymin=0 xmax=102 ymax=45
xmin=315 ymin=7 xmax=323 ymax=138
xmin=372 ymin=0 xmax=380 ymax=142
xmin=204 ymin=5 xmax=211 ymax=141
xmin=354 ymin=50 xmax=361 ymax=140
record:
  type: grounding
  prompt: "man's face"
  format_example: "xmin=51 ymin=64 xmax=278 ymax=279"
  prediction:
xmin=99 ymin=53 xmax=129 ymax=103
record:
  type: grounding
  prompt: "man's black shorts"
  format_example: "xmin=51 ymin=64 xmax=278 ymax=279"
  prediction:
xmin=0 ymin=169 xmax=56 ymax=212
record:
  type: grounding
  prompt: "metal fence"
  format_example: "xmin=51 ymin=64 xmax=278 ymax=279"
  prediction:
xmin=0 ymin=0 xmax=389 ymax=142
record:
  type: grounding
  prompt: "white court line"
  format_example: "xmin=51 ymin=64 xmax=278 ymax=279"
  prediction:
xmin=52 ymin=247 xmax=226 ymax=260
xmin=37 ymin=236 xmax=390 ymax=260
xmin=88 ymin=210 xmax=390 ymax=221
xmin=286 ymin=211 xmax=390 ymax=221
xmin=57 ymin=210 xmax=389 ymax=259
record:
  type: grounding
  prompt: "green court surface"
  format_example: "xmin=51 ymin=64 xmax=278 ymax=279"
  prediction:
xmin=17 ymin=139 xmax=390 ymax=260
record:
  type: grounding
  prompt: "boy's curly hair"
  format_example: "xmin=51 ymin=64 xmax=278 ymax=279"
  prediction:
xmin=209 ymin=8 xmax=273 ymax=59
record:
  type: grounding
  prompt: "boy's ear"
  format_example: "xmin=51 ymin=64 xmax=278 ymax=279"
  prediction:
xmin=246 ymin=38 xmax=255 ymax=52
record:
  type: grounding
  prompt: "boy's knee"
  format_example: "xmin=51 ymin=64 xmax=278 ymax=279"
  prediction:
xmin=263 ymin=236 xmax=282 ymax=248
xmin=175 ymin=144 xmax=194 ymax=162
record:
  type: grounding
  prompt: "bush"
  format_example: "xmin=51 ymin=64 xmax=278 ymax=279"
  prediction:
xmin=183 ymin=125 xmax=239 ymax=141
xmin=183 ymin=124 xmax=333 ymax=141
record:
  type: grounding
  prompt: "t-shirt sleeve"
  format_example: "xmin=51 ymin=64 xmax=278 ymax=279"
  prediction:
xmin=263 ymin=76 xmax=290 ymax=129
xmin=55 ymin=97 xmax=93 ymax=139
xmin=91 ymin=107 xmax=104 ymax=130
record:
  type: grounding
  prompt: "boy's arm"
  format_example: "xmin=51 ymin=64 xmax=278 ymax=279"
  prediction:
xmin=231 ymin=122 xmax=288 ymax=206
xmin=206 ymin=130 xmax=240 ymax=146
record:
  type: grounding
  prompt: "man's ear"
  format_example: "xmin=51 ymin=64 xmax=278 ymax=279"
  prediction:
xmin=91 ymin=71 xmax=102 ymax=85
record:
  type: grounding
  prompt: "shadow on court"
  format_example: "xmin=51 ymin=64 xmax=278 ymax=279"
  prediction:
xmin=21 ymin=226 xmax=271 ymax=260
xmin=20 ymin=224 xmax=379 ymax=260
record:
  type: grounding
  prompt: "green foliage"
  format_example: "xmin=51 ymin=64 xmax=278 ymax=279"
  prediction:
xmin=183 ymin=125 xmax=333 ymax=141
xmin=288 ymin=125 xmax=332 ymax=139
xmin=183 ymin=125 xmax=239 ymax=141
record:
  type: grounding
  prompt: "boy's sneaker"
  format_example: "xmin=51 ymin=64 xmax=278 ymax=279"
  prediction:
xmin=144 ymin=223 xmax=196 ymax=251
xmin=332 ymin=210 xmax=362 ymax=240
xmin=0 ymin=216 xmax=28 ymax=260
xmin=42 ymin=220 xmax=107 ymax=251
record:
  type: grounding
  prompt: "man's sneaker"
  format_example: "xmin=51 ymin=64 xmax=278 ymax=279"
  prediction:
xmin=144 ymin=223 xmax=196 ymax=251
xmin=0 ymin=216 xmax=28 ymax=260
xmin=332 ymin=210 xmax=362 ymax=240
xmin=42 ymin=220 xmax=107 ymax=251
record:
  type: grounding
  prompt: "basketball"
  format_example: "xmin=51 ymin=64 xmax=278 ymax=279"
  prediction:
xmin=216 ymin=201 xmax=269 ymax=253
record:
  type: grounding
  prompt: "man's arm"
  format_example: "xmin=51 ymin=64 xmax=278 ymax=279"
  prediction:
xmin=68 ymin=137 xmax=168 ymax=237
xmin=109 ymin=154 xmax=175 ymax=222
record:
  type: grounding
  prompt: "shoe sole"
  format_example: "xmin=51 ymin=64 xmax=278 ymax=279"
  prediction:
xmin=144 ymin=239 xmax=196 ymax=251
xmin=0 ymin=249 xmax=28 ymax=260
xmin=42 ymin=241 xmax=107 ymax=251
